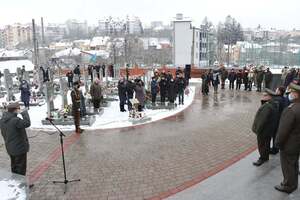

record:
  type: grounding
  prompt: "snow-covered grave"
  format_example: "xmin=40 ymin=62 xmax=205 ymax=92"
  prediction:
xmin=0 ymin=169 xmax=27 ymax=200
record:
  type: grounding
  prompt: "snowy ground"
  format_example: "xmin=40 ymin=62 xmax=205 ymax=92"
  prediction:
xmin=0 ymin=179 xmax=26 ymax=200
xmin=27 ymin=86 xmax=195 ymax=132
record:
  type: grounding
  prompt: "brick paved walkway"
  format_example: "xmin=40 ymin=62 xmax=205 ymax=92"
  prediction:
xmin=0 ymin=85 xmax=261 ymax=200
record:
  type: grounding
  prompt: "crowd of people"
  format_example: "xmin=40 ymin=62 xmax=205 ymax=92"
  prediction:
xmin=117 ymin=69 xmax=189 ymax=113
xmin=201 ymin=65 xmax=275 ymax=94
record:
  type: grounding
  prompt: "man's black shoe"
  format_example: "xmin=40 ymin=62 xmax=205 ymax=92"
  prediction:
xmin=253 ymin=159 xmax=268 ymax=166
xmin=274 ymin=185 xmax=297 ymax=194
xmin=270 ymin=148 xmax=279 ymax=155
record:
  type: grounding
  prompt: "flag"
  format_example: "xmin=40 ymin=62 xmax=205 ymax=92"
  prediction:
xmin=90 ymin=54 xmax=97 ymax=63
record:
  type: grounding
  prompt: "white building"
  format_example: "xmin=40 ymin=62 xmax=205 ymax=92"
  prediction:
xmin=0 ymin=29 xmax=5 ymax=48
xmin=65 ymin=19 xmax=88 ymax=38
xmin=126 ymin=16 xmax=143 ymax=34
xmin=2 ymin=24 xmax=32 ymax=49
xmin=172 ymin=14 xmax=208 ymax=67
xmin=98 ymin=16 xmax=143 ymax=35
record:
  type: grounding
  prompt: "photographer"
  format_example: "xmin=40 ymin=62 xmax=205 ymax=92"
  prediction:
xmin=0 ymin=102 xmax=31 ymax=176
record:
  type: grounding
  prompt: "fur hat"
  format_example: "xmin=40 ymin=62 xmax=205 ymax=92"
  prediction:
xmin=7 ymin=102 xmax=20 ymax=110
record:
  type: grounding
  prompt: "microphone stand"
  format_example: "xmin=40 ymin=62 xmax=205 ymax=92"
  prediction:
xmin=46 ymin=118 xmax=80 ymax=194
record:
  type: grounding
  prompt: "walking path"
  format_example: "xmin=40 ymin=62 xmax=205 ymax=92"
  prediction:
xmin=0 ymin=83 xmax=269 ymax=199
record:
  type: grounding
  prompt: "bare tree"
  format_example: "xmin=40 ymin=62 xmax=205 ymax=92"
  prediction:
xmin=217 ymin=15 xmax=244 ymax=66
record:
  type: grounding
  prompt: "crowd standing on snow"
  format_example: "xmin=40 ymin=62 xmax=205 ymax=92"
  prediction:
xmin=117 ymin=68 xmax=189 ymax=113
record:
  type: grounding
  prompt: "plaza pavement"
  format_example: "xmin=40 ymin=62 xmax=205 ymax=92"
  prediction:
xmin=0 ymin=84 xmax=264 ymax=200
xmin=168 ymin=150 xmax=300 ymax=200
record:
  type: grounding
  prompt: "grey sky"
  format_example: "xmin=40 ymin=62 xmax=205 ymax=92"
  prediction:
xmin=1 ymin=0 xmax=299 ymax=29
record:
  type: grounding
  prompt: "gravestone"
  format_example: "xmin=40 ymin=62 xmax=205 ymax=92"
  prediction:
xmin=92 ymin=69 xmax=97 ymax=82
xmin=4 ymin=69 xmax=14 ymax=101
xmin=23 ymin=71 xmax=30 ymax=83
xmin=105 ymin=67 xmax=109 ymax=86
xmin=99 ymin=68 xmax=103 ymax=82
xmin=83 ymin=65 xmax=89 ymax=93
xmin=60 ymin=78 xmax=68 ymax=110
xmin=16 ymin=67 xmax=22 ymax=82
xmin=45 ymin=81 xmax=55 ymax=118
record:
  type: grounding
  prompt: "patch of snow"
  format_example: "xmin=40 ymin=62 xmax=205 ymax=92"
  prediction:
xmin=27 ymin=86 xmax=195 ymax=131
xmin=0 ymin=179 xmax=26 ymax=200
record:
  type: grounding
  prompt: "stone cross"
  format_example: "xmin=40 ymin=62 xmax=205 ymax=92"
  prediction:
xmin=61 ymin=79 xmax=68 ymax=110
xmin=4 ymin=69 xmax=13 ymax=102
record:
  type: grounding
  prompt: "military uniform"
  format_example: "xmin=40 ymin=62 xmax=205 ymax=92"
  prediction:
xmin=252 ymin=89 xmax=280 ymax=166
xmin=71 ymin=85 xmax=83 ymax=134
xmin=275 ymin=83 xmax=300 ymax=193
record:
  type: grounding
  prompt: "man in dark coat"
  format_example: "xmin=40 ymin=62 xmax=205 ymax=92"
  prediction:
xmin=212 ymin=70 xmax=220 ymax=93
xmin=90 ymin=78 xmax=102 ymax=113
xmin=243 ymin=69 xmax=249 ymax=91
xmin=220 ymin=67 xmax=228 ymax=89
xmin=0 ymin=102 xmax=31 ymax=175
xmin=126 ymin=78 xmax=135 ymax=111
xmin=101 ymin=64 xmax=106 ymax=77
xmin=71 ymin=81 xmax=84 ymax=134
xmin=159 ymin=76 xmax=168 ymax=103
xmin=236 ymin=70 xmax=243 ymax=90
xmin=252 ymin=89 xmax=280 ymax=166
xmin=256 ymin=67 xmax=264 ymax=92
xmin=118 ymin=77 xmax=127 ymax=112
xmin=270 ymin=86 xmax=289 ymax=155
xmin=87 ymin=65 xmax=94 ymax=82
xmin=228 ymin=69 xmax=236 ymax=90
xmin=264 ymin=68 xmax=273 ymax=89
xmin=73 ymin=65 xmax=81 ymax=79
xmin=175 ymin=73 xmax=186 ymax=105
xmin=66 ymin=70 xmax=74 ymax=88
xmin=94 ymin=65 xmax=101 ymax=79
xmin=19 ymin=80 xmax=31 ymax=109
xmin=274 ymin=83 xmax=300 ymax=194
xmin=151 ymin=77 xmax=159 ymax=104
xmin=168 ymin=78 xmax=176 ymax=103
xmin=201 ymin=71 xmax=209 ymax=95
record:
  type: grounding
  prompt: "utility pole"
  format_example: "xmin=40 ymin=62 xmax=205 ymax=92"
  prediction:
xmin=41 ymin=17 xmax=45 ymax=46
xmin=191 ymin=27 xmax=195 ymax=67
xmin=32 ymin=19 xmax=39 ymax=70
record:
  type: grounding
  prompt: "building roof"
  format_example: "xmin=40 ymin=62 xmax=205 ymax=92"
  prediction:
xmin=0 ymin=59 xmax=34 ymax=73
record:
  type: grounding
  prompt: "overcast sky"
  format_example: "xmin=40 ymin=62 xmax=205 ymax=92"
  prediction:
xmin=0 ymin=0 xmax=299 ymax=29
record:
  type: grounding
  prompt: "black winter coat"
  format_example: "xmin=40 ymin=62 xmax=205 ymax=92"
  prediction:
xmin=118 ymin=81 xmax=127 ymax=101
xmin=175 ymin=77 xmax=186 ymax=93
xmin=228 ymin=72 xmax=236 ymax=82
xmin=159 ymin=79 xmax=168 ymax=95
xmin=126 ymin=81 xmax=135 ymax=99
xmin=168 ymin=80 xmax=176 ymax=101
xmin=252 ymin=100 xmax=280 ymax=137
xmin=0 ymin=111 xmax=31 ymax=156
